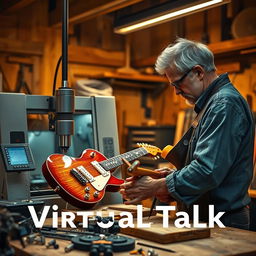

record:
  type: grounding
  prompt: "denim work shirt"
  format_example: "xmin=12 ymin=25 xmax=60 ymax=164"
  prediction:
xmin=166 ymin=73 xmax=255 ymax=212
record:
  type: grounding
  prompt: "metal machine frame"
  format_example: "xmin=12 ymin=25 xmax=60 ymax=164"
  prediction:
xmin=0 ymin=93 xmax=122 ymax=207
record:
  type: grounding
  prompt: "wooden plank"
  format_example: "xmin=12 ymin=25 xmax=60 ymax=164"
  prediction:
xmin=51 ymin=0 xmax=144 ymax=27
xmin=107 ymin=204 xmax=156 ymax=217
xmin=173 ymin=111 xmax=186 ymax=145
xmin=133 ymin=35 xmax=256 ymax=67
xmin=216 ymin=62 xmax=241 ymax=74
xmin=240 ymin=48 xmax=256 ymax=55
xmin=0 ymin=38 xmax=44 ymax=56
xmin=133 ymin=55 xmax=157 ymax=68
xmin=0 ymin=0 xmax=36 ymax=14
xmin=7 ymin=56 xmax=34 ymax=65
xmin=31 ymin=56 xmax=41 ymax=94
xmin=111 ymin=80 xmax=160 ymax=90
xmin=68 ymin=44 xmax=125 ymax=67
xmin=95 ymin=71 xmax=168 ymax=83
xmin=208 ymin=35 xmax=256 ymax=55
xmin=121 ymin=216 xmax=210 ymax=244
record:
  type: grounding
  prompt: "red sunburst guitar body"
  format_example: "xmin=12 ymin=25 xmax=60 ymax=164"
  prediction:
xmin=42 ymin=144 xmax=161 ymax=209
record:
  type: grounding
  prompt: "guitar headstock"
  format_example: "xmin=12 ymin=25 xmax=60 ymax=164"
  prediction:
xmin=137 ymin=143 xmax=162 ymax=160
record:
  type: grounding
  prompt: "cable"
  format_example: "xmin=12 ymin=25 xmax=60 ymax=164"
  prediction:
xmin=52 ymin=56 xmax=62 ymax=96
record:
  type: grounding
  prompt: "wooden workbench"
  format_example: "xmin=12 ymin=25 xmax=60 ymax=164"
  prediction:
xmin=11 ymin=226 xmax=256 ymax=256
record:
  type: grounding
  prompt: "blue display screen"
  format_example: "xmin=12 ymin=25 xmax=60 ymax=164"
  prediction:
xmin=7 ymin=147 xmax=29 ymax=165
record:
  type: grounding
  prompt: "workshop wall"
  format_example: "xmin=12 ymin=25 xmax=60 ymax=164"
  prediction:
xmin=0 ymin=0 xmax=255 ymax=154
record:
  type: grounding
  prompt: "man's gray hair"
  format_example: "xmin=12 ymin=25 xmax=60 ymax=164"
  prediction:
xmin=155 ymin=38 xmax=216 ymax=75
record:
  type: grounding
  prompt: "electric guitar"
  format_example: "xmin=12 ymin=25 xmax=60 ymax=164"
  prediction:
xmin=42 ymin=144 xmax=162 ymax=209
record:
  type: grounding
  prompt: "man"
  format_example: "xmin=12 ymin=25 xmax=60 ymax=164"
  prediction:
xmin=120 ymin=38 xmax=255 ymax=230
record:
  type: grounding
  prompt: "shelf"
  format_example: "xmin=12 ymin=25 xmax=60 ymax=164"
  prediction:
xmin=88 ymin=71 xmax=167 ymax=83
xmin=133 ymin=35 xmax=256 ymax=67
xmin=208 ymin=35 xmax=256 ymax=56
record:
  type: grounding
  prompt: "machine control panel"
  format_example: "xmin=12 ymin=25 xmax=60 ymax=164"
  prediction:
xmin=1 ymin=144 xmax=36 ymax=172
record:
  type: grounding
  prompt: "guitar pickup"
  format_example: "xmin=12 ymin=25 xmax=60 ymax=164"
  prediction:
xmin=91 ymin=161 xmax=110 ymax=177
xmin=70 ymin=169 xmax=87 ymax=185
xmin=76 ymin=166 xmax=95 ymax=183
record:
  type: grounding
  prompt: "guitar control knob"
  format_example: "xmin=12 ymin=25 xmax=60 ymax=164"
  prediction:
xmin=90 ymin=152 xmax=96 ymax=158
xmin=84 ymin=194 xmax=90 ymax=200
xmin=85 ymin=186 xmax=90 ymax=192
xmin=54 ymin=186 xmax=60 ymax=192
xmin=93 ymin=191 xmax=99 ymax=198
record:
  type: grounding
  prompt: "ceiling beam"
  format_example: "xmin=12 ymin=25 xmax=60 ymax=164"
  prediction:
xmin=0 ymin=0 xmax=36 ymax=14
xmin=50 ymin=0 xmax=144 ymax=27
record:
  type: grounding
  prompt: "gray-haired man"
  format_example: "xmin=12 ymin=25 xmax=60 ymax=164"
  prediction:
xmin=120 ymin=38 xmax=255 ymax=230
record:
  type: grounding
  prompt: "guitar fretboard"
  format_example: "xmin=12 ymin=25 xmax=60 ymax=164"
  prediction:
xmin=99 ymin=147 xmax=148 ymax=170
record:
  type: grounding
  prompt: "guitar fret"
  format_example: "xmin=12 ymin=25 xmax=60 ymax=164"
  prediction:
xmin=100 ymin=147 xmax=148 ymax=170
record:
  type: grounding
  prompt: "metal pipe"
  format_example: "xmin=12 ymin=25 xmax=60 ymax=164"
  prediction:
xmin=62 ymin=0 xmax=68 ymax=86
xmin=55 ymin=0 xmax=74 ymax=153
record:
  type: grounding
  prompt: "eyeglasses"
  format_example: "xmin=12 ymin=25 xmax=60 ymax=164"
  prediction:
xmin=170 ymin=68 xmax=193 ymax=89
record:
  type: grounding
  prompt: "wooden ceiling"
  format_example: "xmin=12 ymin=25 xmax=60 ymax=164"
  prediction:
xmin=0 ymin=0 xmax=36 ymax=13
xmin=52 ymin=0 xmax=145 ymax=27
xmin=0 ymin=0 xmax=146 ymax=25
xmin=0 ymin=0 xmax=172 ymax=27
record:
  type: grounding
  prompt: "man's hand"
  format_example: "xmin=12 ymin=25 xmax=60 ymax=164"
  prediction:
xmin=155 ymin=167 xmax=175 ymax=178
xmin=120 ymin=175 xmax=171 ymax=205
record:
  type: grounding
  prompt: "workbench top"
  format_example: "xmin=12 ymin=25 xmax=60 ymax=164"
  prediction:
xmin=11 ymin=227 xmax=256 ymax=256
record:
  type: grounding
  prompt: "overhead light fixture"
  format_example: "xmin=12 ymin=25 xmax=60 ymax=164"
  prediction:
xmin=114 ymin=0 xmax=230 ymax=34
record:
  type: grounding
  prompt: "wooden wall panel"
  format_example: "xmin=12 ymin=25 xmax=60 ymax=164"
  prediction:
xmin=113 ymin=87 xmax=154 ymax=152
xmin=229 ymin=65 xmax=256 ymax=111
xmin=0 ymin=0 xmax=255 ymax=150
xmin=78 ymin=15 xmax=123 ymax=51
xmin=208 ymin=6 xmax=221 ymax=43
xmin=0 ymin=55 xmax=19 ymax=91
xmin=0 ymin=15 xmax=17 ymax=39
xmin=185 ymin=12 xmax=204 ymax=41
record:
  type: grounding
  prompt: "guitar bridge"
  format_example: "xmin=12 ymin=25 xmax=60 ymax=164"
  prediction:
xmin=70 ymin=169 xmax=87 ymax=185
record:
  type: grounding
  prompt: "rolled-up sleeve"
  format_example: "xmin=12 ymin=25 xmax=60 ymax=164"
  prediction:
xmin=165 ymin=99 xmax=247 ymax=206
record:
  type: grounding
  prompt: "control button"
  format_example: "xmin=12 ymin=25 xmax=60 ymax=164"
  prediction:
xmin=93 ymin=191 xmax=99 ymax=198
xmin=84 ymin=194 xmax=90 ymax=200
xmin=85 ymin=187 xmax=90 ymax=192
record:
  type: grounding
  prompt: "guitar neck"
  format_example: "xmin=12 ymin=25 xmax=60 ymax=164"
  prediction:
xmin=99 ymin=147 xmax=148 ymax=171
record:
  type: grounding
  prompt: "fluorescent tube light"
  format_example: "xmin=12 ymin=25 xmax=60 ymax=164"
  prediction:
xmin=114 ymin=0 xmax=230 ymax=34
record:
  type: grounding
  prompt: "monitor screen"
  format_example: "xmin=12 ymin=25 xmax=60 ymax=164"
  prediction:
xmin=7 ymin=147 xmax=29 ymax=165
